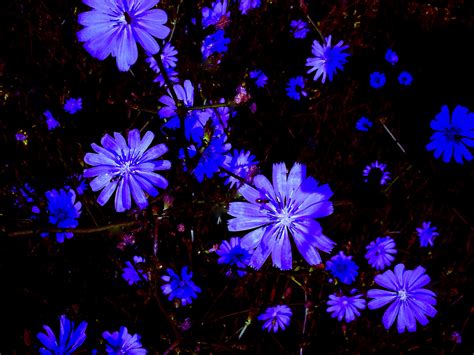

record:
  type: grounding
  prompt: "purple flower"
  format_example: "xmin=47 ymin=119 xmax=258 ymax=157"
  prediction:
xmin=326 ymin=251 xmax=359 ymax=284
xmin=398 ymin=71 xmax=413 ymax=86
xmin=416 ymin=222 xmax=439 ymax=247
xmin=103 ymin=326 xmax=146 ymax=354
xmin=355 ymin=116 xmax=372 ymax=131
xmin=202 ymin=0 xmax=230 ymax=28
xmin=161 ymin=266 xmax=201 ymax=306
xmin=193 ymin=134 xmax=231 ymax=182
xmin=367 ymin=264 xmax=437 ymax=333
xmin=83 ymin=129 xmax=171 ymax=212
xmin=77 ymin=0 xmax=170 ymax=72
xmin=250 ymin=69 xmax=268 ymax=88
xmin=45 ymin=189 xmax=82 ymax=243
xmin=122 ymin=256 xmax=148 ymax=285
xmin=221 ymin=149 xmax=259 ymax=188
xmin=64 ymin=98 xmax=83 ymax=114
xmin=201 ymin=30 xmax=230 ymax=60
xmin=286 ymin=76 xmax=307 ymax=100
xmin=146 ymin=42 xmax=178 ymax=71
xmin=370 ymin=71 xmax=386 ymax=89
xmin=216 ymin=237 xmax=252 ymax=277
xmin=365 ymin=236 xmax=397 ymax=270
xmin=37 ymin=315 xmax=87 ymax=354
xmin=44 ymin=110 xmax=59 ymax=130
xmin=153 ymin=66 xmax=179 ymax=87
xmin=16 ymin=131 xmax=27 ymax=141
xmin=228 ymin=162 xmax=335 ymax=270
xmin=306 ymin=35 xmax=350 ymax=83
xmin=385 ymin=49 xmax=399 ymax=65
xmin=290 ymin=20 xmax=309 ymax=39
xmin=327 ymin=293 xmax=366 ymax=322
xmin=363 ymin=161 xmax=391 ymax=186
xmin=258 ymin=305 xmax=292 ymax=332
xmin=239 ymin=0 xmax=261 ymax=14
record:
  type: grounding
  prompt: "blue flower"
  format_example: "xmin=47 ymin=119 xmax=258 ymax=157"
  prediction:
xmin=228 ymin=162 xmax=335 ymax=270
xmin=365 ymin=236 xmax=397 ymax=270
xmin=16 ymin=131 xmax=28 ymax=141
xmin=286 ymin=76 xmax=307 ymax=100
xmin=239 ymin=0 xmax=261 ymax=14
xmin=416 ymin=222 xmax=439 ymax=247
xmin=146 ymin=42 xmax=178 ymax=72
xmin=161 ymin=266 xmax=201 ymax=306
xmin=398 ymin=71 xmax=413 ymax=86
xmin=290 ymin=20 xmax=309 ymax=39
xmin=221 ymin=149 xmax=259 ymax=188
xmin=77 ymin=0 xmax=170 ymax=72
xmin=250 ymin=70 xmax=268 ymax=88
xmin=201 ymin=30 xmax=230 ymax=60
xmin=83 ymin=129 xmax=171 ymax=212
xmin=367 ymin=264 xmax=437 ymax=333
xmin=355 ymin=116 xmax=373 ymax=131
xmin=326 ymin=251 xmax=359 ymax=284
xmin=370 ymin=71 xmax=386 ymax=89
xmin=327 ymin=293 xmax=366 ymax=322
xmin=194 ymin=134 xmax=231 ymax=182
xmin=44 ymin=110 xmax=60 ymax=130
xmin=202 ymin=0 xmax=230 ymax=28
xmin=45 ymin=189 xmax=82 ymax=243
xmin=216 ymin=237 xmax=252 ymax=277
xmin=122 ymin=256 xmax=148 ymax=285
xmin=306 ymin=35 xmax=350 ymax=83
xmin=102 ymin=326 xmax=146 ymax=354
xmin=64 ymin=98 xmax=82 ymax=114
xmin=37 ymin=315 xmax=87 ymax=354
xmin=385 ymin=49 xmax=398 ymax=65
xmin=210 ymin=98 xmax=234 ymax=135
xmin=363 ymin=161 xmax=391 ymax=186
xmin=258 ymin=305 xmax=292 ymax=332
xmin=153 ymin=66 xmax=179 ymax=87
xmin=426 ymin=105 xmax=474 ymax=164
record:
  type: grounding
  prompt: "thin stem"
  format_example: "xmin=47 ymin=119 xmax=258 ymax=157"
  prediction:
xmin=379 ymin=117 xmax=406 ymax=154
xmin=189 ymin=102 xmax=235 ymax=111
xmin=305 ymin=15 xmax=325 ymax=43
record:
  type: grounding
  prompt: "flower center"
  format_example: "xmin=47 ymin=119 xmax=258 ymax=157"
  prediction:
xmin=119 ymin=161 xmax=133 ymax=175
xmin=277 ymin=207 xmax=292 ymax=227
xmin=444 ymin=127 xmax=461 ymax=142
xmin=397 ymin=289 xmax=408 ymax=301
xmin=124 ymin=12 xmax=133 ymax=24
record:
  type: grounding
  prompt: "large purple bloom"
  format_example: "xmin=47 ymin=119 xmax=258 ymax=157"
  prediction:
xmin=77 ymin=0 xmax=170 ymax=72
xmin=367 ymin=264 xmax=437 ymax=333
xmin=37 ymin=315 xmax=87 ymax=354
xmin=228 ymin=162 xmax=335 ymax=270
xmin=83 ymin=129 xmax=171 ymax=212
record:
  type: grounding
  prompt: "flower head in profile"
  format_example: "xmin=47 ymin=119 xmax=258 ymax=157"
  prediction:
xmin=250 ymin=70 xmax=268 ymax=88
xmin=103 ymin=326 xmax=146 ymax=354
xmin=83 ymin=129 xmax=171 ymax=212
xmin=286 ymin=76 xmax=307 ymax=101
xmin=37 ymin=315 xmax=87 ymax=354
xmin=306 ymin=35 xmax=350 ymax=83
xmin=228 ymin=162 xmax=335 ymax=270
xmin=202 ymin=0 xmax=230 ymax=28
xmin=356 ymin=116 xmax=372 ymax=131
xmin=416 ymin=221 xmax=439 ymax=247
xmin=45 ymin=189 xmax=82 ymax=243
xmin=44 ymin=110 xmax=60 ymax=130
xmin=370 ymin=71 xmax=386 ymax=89
xmin=122 ymin=256 xmax=148 ymax=285
xmin=326 ymin=251 xmax=359 ymax=284
xmin=193 ymin=135 xmax=231 ymax=182
xmin=327 ymin=292 xmax=366 ymax=322
xmin=398 ymin=71 xmax=413 ymax=86
xmin=221 ymin=149 xmax=259 ymax=188
xmin=258 ymin=305 xmax=292 ymax=332
xmin=365 ymin=236 xmax=397 ymax=270
xmin=426 ymin=105 xmax=474 ymax=164
xmin=216 ymin=237 xmax=252 ymax=277
xmin=385 ymin=49 xmax=398 ymax=65
xmin=239 ymin=0 xmax=261 ymax=14
xmin=64 ymin=98 xmax=83 ymax=114
xmin=290 ymin=20 xmax=309 ymax=39
xmin=363 ymin=161 xmax=391 ymax=186
xmin=77 ymin=0 xmax=170 ymax=71
xmin=161 ymin=266 xmax=201 ymax=306
xmin=201 ymin=30 xmax=230 ymax=60
xmin=367 ymin=264 xmax=437 ymax=333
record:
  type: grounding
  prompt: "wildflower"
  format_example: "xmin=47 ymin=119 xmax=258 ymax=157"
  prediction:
xmin=326 ymin=251 xmax=359 ymax=284
xmin=161 ymin=266 xmax=201 ymax=306
xmin=367 ymin=264 xmax=437 ymax=333
xmin=216 ymin=237 xmax=252 ymax=277
xmin=103 ymin=326 xmax=146 ymax=354
xmin=451 ymin=331 xmax=462 ymax=344
xmin=369 ymin=72 xmax=386 ymax=89
xmin=83 ymin=129 xmax=171 ymax=212
xmin=37 ymin=315 xmax=87 ymax=354
xmin=64 ymin=98 xmax=82 ymax=114
xmin=16 ymin=131 xmax=27 ymax=141
xmin=146 ymin=42 xmax=178 ymax=71
xmin=77 ymin=0 xmax=170 ymax=72
xmin=202 ymin=0 xmax=230 ymax=28
xmin=327 ymin=292 xmax=366 ymax=322
xmin=45 ymin=189 xmax=82 ymax=243
xmin=250 ymin=70 xmax=268 ymax=88
xmin=365 ymin=236 xmax=397 ymax=270
xmin=426 ymin=105 xmax=474 ymax=164
xmin=153 ymin=66 xmax=179 ymax=87
xmin=258 ymin=305 xmax=292 ymax=332
xmin=44 ymin=110 xmax=59 ymax=130
xmin=416 ymin=221 xmax=439 ymax=247
xmin=290 ymin=20 xmax=309 ymax=39
xmin=228 ymin=162 xmax=335 ymax=270
xmin=363 ymin=161 xmax=391 ymax=186
xmin=122 ymin=256 xmax=148 ymax=285
xmin=385 ymin=49 xmax=398 ymax=65
xmin=306 ymin=35 xmax=350 ymax=83
xmin=220 ymin=149 xmax=259 ymax=188
xmin=201 ymin=30 xmax=230 ymax=60
xmin=355 ymin=116 xmax=373 ymax=131
xmin=398 ymin=71 xmax=413 ymax=86
xmin=239 ymin=0 xmax=261 ymax=14
xmin=234 ymin=85 xmax=251 ymax=104
xmin=286 ymin=76 xmax=307 ymax=100
xmin=194 ymin=135 xmax=231 ymax=182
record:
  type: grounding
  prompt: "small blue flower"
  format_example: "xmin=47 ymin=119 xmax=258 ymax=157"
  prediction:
xmin=286 ymin=76 xmax=307 ymax=100
xmin=216 ymin=237 xmax=252 ymax=277
xmin=326 ymin=251 xmax=359 ymax=285
xmin=220 ymin=149 xmax=258 ymax=188
xmin=365 ymin=236 xmax=397 ymax=270
xmin=45 ymin=189 xmax=82 ymax=243
xmin=385 ymin=49 xmax=399 ymax=65
xmin=426 ymin=105 xmax=474 ymax=164
xmin=355 ymin=116 xmax=373 ymax=131
xmin=258 ymin=305 xmax=292 ymax=332
xmin=327 ymin=292 xmax=366 ymax=322
xmin=37 ymin=315 xmax=87 ymax=354
xmin=202 ymin=30 xmax=230 ymax=60
xmin=363 ymin=161 xmax=391 ymax=186
xmin=290 ymin=20 xmax=309 ymax=39
xmin=16 ymin=131 xmax=28 ymax=141
xmin=416 ymin=221 xmax=439 ymax=247
xmin=44 ymin=110 xmax=59 ymax=130
xmin=122 ymin=256 xmax=148 ymax=285
xmin=102 ymin=326 xmax=146 ymax=354
xmin=153 ymin=66 xmax=179 ymax=87
xmin=146 ymin=42 xmax=178 ymax=71
xmin=202 ymin=0 xmax=230 ymax=28
xmin=250 ymin=70 xmax=268 ymax=88
xmin=161 ymin=266 xmax=201 ymax=306
xmin=398 ymin=71 xmax=413 ymax=86
xmin=64 ymin=98 xmax=83 ymax=114
xmin=370 ymin=72 xmax=386 ymax=89
xmin=239 ymin=0 xmax=261 ymax=14
xmin=193 ymin=134 xmax=231 ymax=182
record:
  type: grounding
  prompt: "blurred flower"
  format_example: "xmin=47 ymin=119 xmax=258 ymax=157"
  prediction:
xmin=355 ymin=116 xmax=372 ymax=131
xmin=77 ymin=0 xmax=170 ymax=72
xmin=228 ymin=162 xmax=335 ymax=270
xmin=326 ymin=251 xmax=359 ymax=284
xmin=451 ymin=331 xmax=462 ymax=344
xmin=369 ymin=72 xmax=386 ymax=89
xmin=146 ymin=42 xmax=178 ymax=72
xmin=290 ymin=20 xmax=309 ymax=39
xmin=363 ymin=161 xmax=391 ymax=186
xmin=202 ymin=0 xmax=230 ymax=28
xmin=367 ymin=264 xmax=437 ymax=333
xmin=398 ymin=71 xmax=413 ymax=86
xmin=258 ymin=305 xmax=292 ymax=332
xmin=286 ymin=76 xmax=307 ymax=100
xmin=202 ymin=30 xmax=230 ymax=60
xmin=16 ymin=131 xmax=27 ymax=141
xmin=83 ymin=129 xmax=171 ymax=212
xmin=220 ymin=149 xmax=259 ymax=188
xmin=239 ymin=0 xmax=261 ymax=14
xmin=234 ymin=85 xmax=251 ymax=104
xmin=306 ymin=35 xmax=350 ymax=83
xmin=327 ymin=293 xmax=366 ymax=322
xmin=103 ymin=326 xmax=146 ymax=354
xmin=161 ymin=266 xmax=201 ymax=306
xmin=216 ymin=237 xmax=252 ymax=277
xmin=64 ymin=98 xmax=83 ymax=114
xmin=45 ymin=188 xmax=82 ymax=243
xmin=426 ymin=105 xmax=474 ymax=164
xmin=194 ymin=134 xmax=231 ymax=182
xmin=44 ymin=110 xmax=60 ymax=130
xmin=385 ymin=49 xmax=398 ymax=65
xmin=250 ymin=70 xmax=268 ymax=88
xmin=365 ymin=236 xmax=397 ymax=270
xmin=37 ymin=315 xmax=87 ymax=354
xmin=416 ymin=221 xmax=439 ymax=247
xmin=122 ymin=256 xmax=148 ymax=285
